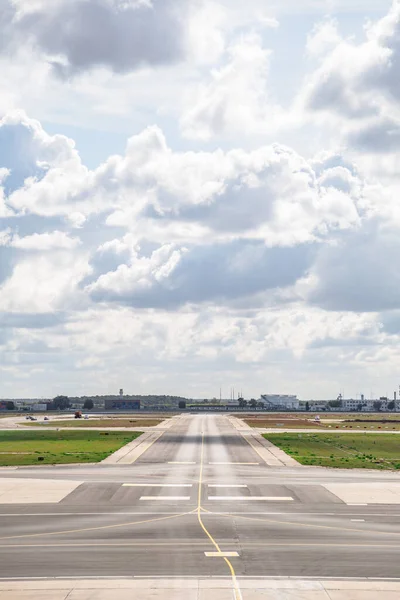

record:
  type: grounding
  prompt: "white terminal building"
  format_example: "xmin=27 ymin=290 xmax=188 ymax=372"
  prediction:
xmin=260 ymin=394 xmax=299 ymax=410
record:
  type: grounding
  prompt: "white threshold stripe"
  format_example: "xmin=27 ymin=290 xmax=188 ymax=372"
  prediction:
xmin=168 ymin=462 xmax=196 ymax=465
xmin=208 ymin=485 xmax=248 ymax=488
xmin=205 ymin=552 xmax=239 ymax=558
xmin=347 ymin=503 xmax=368 ymax=506
xmin=351 ymin=519 xmax=365 ymax=522
xmin=208 ymin=496 xmax=293 ymax=501
xmin=122 ymin=484 xmax=192 ymax=488
xmin=140 ymin=496 xmax=191 ymax=501
xmin=209 ymin=462 xmax=259 ymax=465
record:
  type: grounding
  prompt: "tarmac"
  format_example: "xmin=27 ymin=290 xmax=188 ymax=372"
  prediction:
xmin=1 ymin=414 xmax=400 ymax=599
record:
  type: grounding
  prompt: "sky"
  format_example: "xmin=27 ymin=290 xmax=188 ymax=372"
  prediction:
xmin=1 ymin=0 xmax=400 ymax=401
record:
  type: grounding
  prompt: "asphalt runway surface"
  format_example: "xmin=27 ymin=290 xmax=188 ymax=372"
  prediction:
xmin=1 ymin=414 xmax=400 ymax=585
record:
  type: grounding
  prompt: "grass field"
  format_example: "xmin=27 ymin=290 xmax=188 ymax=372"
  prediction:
xmin=244 ymin=413 xmax=400 ymax=430
xmin=0 ymin=430 xmax=143 ymax=466
xmin=26 ymin=418 xmax=164 ymax=428
xmin=265 ymin=432 xmax=400 ymax=469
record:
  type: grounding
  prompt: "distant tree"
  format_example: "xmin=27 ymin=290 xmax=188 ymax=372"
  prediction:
xmin=328 ymin=400 xmax=343 ymax=408
xmin=388 ymin=400 xmax=395 ymax=411
xmin=373 ymin=400 xmax=383 ymax=412
xmin=357 ymin=403 xmax=363 ymax=411
xmin=6 ymin=401 xmax=15 ymax=411
xmin=83 ymin=399 xmax=94 ymax=410
xmin=305 ymin=401 xmax=310 ymax=411
xmin=249 ymin=399 xmax=257 ymax=409
xmin=257 ymin=401 xmax=264 ymax=409
xmin=178 ymin=401 xmax=186 ymax=409
xmin=52 ymin=395 xmax=70 ymax=410
xmin=238 ymin=398 xmax=246 ymax=408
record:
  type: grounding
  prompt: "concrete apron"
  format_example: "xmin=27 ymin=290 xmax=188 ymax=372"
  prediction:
xmin=1 ymin=578 xmax=400 ymax=599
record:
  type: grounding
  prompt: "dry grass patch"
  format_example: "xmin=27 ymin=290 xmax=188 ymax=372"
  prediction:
xmin=27 ymin=418 xmax=165 ymax=428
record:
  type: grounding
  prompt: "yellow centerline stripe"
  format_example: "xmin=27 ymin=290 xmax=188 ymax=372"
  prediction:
xmin=197 ymin=432 xmax=242 ymax=600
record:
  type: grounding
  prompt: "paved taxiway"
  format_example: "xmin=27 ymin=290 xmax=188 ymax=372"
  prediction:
xmin=1 ymin=414 xmax=400 ymax=599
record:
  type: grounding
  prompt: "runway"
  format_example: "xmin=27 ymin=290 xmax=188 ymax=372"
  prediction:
xmin=1 ymin=414 xmax=400 ymax=598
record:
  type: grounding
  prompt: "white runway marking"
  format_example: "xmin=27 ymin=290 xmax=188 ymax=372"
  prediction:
xmin=122 ymin=484 xmax=192 ymax=487
xmin=168 ymin=462 xmax=196 ymax=465
xmin=0 ymin=479 xmax=83 ymax=504
xmin=205 ymin=551 xmax=239 ymax=557
xmin=208 ymin=496 xmax=294 ymax=501
xmin=209 ymin=462 xmax=259 ymax=465
xmin=351 ymin=519 xmax=366 ymax=522
xmin=140 ymin=496 xmax=191 ymax=501
xmin=348 ymin=503 xmax=368 ymax=506
xmin=207 ymin=485 xmax=248 ymax=488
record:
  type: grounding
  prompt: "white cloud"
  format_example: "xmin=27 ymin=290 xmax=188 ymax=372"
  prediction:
xmin=0 ymin=252 xmax=90 ymax=313
xmin=0 ymin=115 xmax=362 ymax=247
xmin=87 ymin=239 xmax=315 ymax=308
xmin=304 ymin=221 xmax=400 ymax=312
xmin=186 ymin=1 xmax=226 ymax=65
xmin=0 ymin=114 xmax=372 ymax=320
xmin=0 ymin=228 xmax=11 ymax=246
xmin=67 ymin=212 xmax=87 ymax=229
xmin=302 ymin=1 xmax=400 ymax=152
xmin=181 ymin=34 xmax=285 ymax=141
xmin=0 ymin=0 xmax=191 ymax=76
xmin=11 ymin=231 xmax=81 ymax=251
xmin=306 ymin=19 xmax=342 ymax=57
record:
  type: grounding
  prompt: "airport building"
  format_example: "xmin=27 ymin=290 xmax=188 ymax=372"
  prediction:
xmin=342 ymin=397 xmax=394 ymax=411
xmin=104 ymin=397 xmax=141 ymax=410
xmin=260 ymin=394 xmax=299 ymax=410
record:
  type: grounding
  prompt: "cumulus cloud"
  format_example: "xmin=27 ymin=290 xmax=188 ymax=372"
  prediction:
xmin=302 ymin=1 xmax=400 ymax=158
xmin=1 ymin=112 xmax=90 ymax=218
xmin=87 ymin=240 xmax=315 ymax=308
xmin=306 ymin=18 xmax=342 ymax=57
xmin=0 ymin=113 xmax=370 ymax=319
xmin=0 ymin=0 xmax=190 ymax=76
xmin=1 ymin=109 xmax=399 ymax=396
xmin=180 ymin=34 xmax=284 ymax=140
xmin=346 ymin=115 xmax=400 ymax=152
xmin=10 ymin=231 xmax=81 ymax=251
xmin=0 ymin=251 xmax=90 ymax=313
xmin=0 ymin=115 xmax=362 ymax=246
xmin=0 ymin=110 xmax=78 ymax=196
xmin=99 ymin=127 xmax=362 ymax=246
xmin=305 ymin=222 xmax=400 ymax=312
